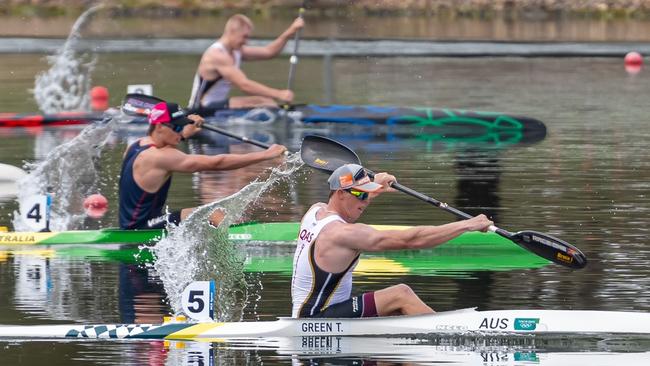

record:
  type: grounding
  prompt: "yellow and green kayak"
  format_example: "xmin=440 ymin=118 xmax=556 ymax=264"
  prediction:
xmin=1 ymin=222 xmax=521 ymax=249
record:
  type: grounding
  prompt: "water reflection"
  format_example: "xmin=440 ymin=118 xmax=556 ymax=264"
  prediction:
xmin=4 ymin=251 xmax=169 ymax=323
xmin=3 ymin=337 xmax=648 ymax=366
xmin=119 ymin=264 xmax=166 ymax=324
xmin=454 ymin=150 xmax=502 ymax=222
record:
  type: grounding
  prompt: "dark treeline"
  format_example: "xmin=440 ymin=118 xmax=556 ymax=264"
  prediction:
xmin=3 ymin=0 xmax=650 ymax=20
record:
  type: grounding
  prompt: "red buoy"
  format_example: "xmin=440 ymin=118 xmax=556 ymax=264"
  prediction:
xmin=624 ymin=52 xmax=643 ymax=74
xmin=83 ymin=193 xmax=108 ymax=218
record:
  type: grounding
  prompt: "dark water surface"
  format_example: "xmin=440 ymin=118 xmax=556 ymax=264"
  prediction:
xmin=1 ymin=52 xmax=650 ymax=364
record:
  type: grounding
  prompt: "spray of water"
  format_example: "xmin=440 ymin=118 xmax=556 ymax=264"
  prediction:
xmin=149 ymin=153 xmax=304 ymax=321
xmin=12 ymin=118 xmax=119 ymax=231
xmin=32 ymin=5 xmax=104 ymax=113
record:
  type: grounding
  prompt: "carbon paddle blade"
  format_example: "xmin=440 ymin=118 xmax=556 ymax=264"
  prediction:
xmin=121 ymin=94 xmax=165 ymax=117
xmin=300 ymin=135 xmax=361 ymax=173
xmin=509 ymin=230 xmax=587 ymax=269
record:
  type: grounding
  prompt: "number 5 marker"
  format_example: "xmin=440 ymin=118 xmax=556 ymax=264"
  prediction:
xmin=181 ymin=281 xmax=215 ymax=321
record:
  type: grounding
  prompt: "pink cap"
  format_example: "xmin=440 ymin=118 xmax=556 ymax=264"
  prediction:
xmin=148 ymin=102 xmax=192 ymax=126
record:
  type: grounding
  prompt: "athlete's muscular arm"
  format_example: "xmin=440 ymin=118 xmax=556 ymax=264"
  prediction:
xmin=242 ymin=18 xmax=304 ymax=60
xmin=327 ymin=215 xmax=493 ymax=252
xmin=217 ymin=58 xmax=291 ymax=101
xmin=153 ymin=144 xmax=287 ymax=173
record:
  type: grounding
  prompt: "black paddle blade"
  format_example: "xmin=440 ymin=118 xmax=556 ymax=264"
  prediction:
xmin=509 ymin=230 xmax=587 ymax=269
xmin=121 ymin=94 xmax=165 ymax=117
xmin=300 ymin=135 xmax=362 ymax=173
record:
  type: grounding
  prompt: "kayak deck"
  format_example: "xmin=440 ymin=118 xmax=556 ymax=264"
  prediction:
xmin=0 ymin=222 xmax=520 ymax=248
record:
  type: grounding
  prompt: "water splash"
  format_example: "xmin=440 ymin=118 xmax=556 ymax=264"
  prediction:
xmin=149 ymin=153 xmax=303 ymax=321
xmin=12 ymin=118 xmax=117 ymax=231
xmin=32 ymin=4 xmax=104 ymax=113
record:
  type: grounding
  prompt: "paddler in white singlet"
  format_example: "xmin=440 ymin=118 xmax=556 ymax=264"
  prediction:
xmin=291 ymin=164 xmax=493 ymax=319
xmin=188 ymin=14 xmax=303 ymax=112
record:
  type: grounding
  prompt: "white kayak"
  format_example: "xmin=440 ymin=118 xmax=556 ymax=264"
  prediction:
xmin=1 ymin=308 xmax=649 ymax=340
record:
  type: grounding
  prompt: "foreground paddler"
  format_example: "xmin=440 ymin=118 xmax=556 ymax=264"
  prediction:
xmin=118 ymin=101 xmax=287 ymax=229
xmin=292 ymin=163 xmax=494 ymax=318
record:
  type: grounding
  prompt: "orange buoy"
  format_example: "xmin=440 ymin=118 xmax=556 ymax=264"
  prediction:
xmin=90 ymin=86 xmax=110 ymax=112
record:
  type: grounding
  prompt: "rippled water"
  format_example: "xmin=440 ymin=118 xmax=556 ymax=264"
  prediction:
xmin=1 ymin=49 xmax=650 ymax=364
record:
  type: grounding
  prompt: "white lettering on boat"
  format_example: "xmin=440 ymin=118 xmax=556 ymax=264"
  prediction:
xmin=146 ymin=216 xmax=166 ymax=227
xmin=227 ymin=233 xmax=252 ymax=240
xmin=435 ymin=324 xmax=468 ymax=331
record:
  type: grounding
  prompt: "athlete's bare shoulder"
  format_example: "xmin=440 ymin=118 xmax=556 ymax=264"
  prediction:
xmin=204 ymin=45 xmax=233 ymax=64
xmin=198 ymin=46 xmax=232 ymax=77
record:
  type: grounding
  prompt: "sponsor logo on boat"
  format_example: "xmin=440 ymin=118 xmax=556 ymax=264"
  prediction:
xmin=479 ymin=317 xmax=509 ymax=330
xmin=513 ymin=318 xmax=539 ymax=331
xmin=0 ymin=234 xmax=36 ymax=243
xmin=301 ymin=321 xmax=343 ymax=333
xmin=228 ymin=233 xmax=252 ymax=240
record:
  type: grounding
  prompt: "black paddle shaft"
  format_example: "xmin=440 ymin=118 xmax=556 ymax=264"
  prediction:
xmin=365 ymin=170 xmax=521 ymax=239
xmin=367 ymin=172 xmax=532 ymax=242
xmin=375 ymin=175 xmax=474 ymax=220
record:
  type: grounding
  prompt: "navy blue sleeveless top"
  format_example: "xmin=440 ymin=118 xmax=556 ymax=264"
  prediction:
xmin=119 ymin=141 xmax=172 ymax=229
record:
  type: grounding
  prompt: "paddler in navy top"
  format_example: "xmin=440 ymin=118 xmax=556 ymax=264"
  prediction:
xmin=118 ymin=101 xmax=287 ymax=229
xmin=188 ymin=14 xmax=304 ymax=112
xmin=291 ymin=164 xmax=493 ymax=318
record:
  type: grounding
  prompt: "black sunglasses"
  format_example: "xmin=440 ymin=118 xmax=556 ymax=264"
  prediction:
xmin=162 ymin=123 xmax=184 ymax=133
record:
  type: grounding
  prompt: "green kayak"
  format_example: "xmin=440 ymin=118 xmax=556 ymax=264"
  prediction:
xmin=0 ymin=222 xmax=520 ymax=250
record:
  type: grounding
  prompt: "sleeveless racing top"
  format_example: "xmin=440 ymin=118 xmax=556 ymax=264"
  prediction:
xmin=118 ymin=141 xmax=172 ymax=229
xmin=291 ymin=205 xmax=359 ymax=318
xmin=188 ymin=41 xmax=242 ymax=109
